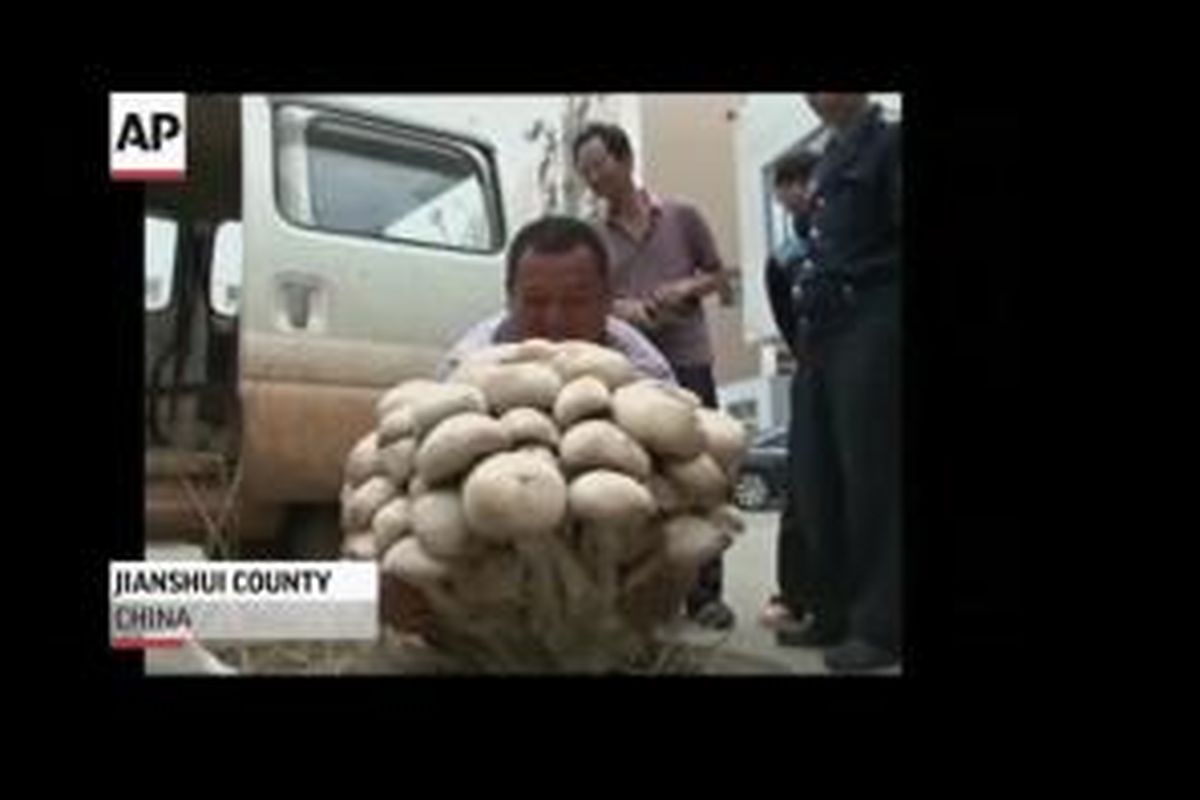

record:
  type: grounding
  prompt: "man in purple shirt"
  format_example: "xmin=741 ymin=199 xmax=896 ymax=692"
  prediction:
xmin=573 ymin=122 xmax=737 ymax=631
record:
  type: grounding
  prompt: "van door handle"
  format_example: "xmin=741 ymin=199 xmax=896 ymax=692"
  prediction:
xmin=280 ymin=280 xmax=316 ymax=330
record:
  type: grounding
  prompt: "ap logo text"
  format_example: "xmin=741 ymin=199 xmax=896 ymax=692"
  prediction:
xmin=110 ymin=93 xmax=186 ymax=182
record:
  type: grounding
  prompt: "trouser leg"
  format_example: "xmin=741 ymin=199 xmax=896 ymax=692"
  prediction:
xmin=824 ymin=285 xmax=902 ymax=649
xmin=673 ymin=364 xmax=726 ymax=610
xmin=776 ymin=375 xmax=814 ymax=616
xmin=787 ymin=354 xmax=848 ymax=632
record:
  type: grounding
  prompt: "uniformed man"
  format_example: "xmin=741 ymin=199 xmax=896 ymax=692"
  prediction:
xmin=775 ymin=93 xmax=902 ymax=672
xmin=761 ymin=150 xmax=820 ymax=634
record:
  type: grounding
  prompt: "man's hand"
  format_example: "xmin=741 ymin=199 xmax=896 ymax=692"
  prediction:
xmin=648 ymin=271 xmax=732 ymax=315
xmin=613 ymin=297 xmax=656 ymax=330
xmin=647 ymin=279 xmax=697 ymax=311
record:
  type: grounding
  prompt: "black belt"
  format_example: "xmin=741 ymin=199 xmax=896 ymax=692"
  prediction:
xmin=795 ymin=267 xmax=896 ymax=335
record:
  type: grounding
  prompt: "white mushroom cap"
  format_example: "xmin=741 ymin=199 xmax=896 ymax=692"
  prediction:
xmin=462 ymin=451 xmax=568 ymax=542
xmin=341 ymin=532 xmax=376 ymax=561
xmin=378 ymin=406 xmax=417 ymax=447
xmin=512 ymin=338 xmax=561 ymax=363
xmin=415 ymin=412 xmax=510 ymax=485
xmin=378 ymin=437 xmax=418 ymax=486
xmin=630 ymin=378 xmax=702 ymax=410
xmin=554 ymin=375 xmax=612 ymax=428
xmin=612 ymin=381 xmax=705 ymax=460
xmin=371 ymin=496 xmax=411 ymax=554
xmin=344 ymin=431 xmax=384 ymax=487
xmin=568 ymin=470 xmax=656 ymax=527
xmin=344 ymin=475 xmax=399 ymax=532
xmin=706 ymin=504 xmax=746 ymax=537
xmin=381 ymin=537 xmax=451 ymax=588
xmin=377 ymin=379 xmax=443 ymax=422
xmin=550 ymin=340 xmax=638 ymax=389
xmin=455 ymin=342 xmax=524 ymax=367
xmin=662 ymin=515 xmax=731 ymax=568
xmin=499 ymin=407 xmax=561 ymax=449
xmin=478 ymin=362 xmax=564 ymax=414
xmin=663 ymin=452 xmax=729 ymax=510
xmin=560 ymin=419 xmax=652 ymax=480
xmin=514 ymin=444 xmax=560 ymax=468
xmin=407 ymin=383 xmax=490 ymax=437
xmin=412 ymin=489 xmax=477 ymax=561
xmin=696 ymin=408 xmax=749 ymax=474
xmin=339 ymin=483 xmax=357 ymax=533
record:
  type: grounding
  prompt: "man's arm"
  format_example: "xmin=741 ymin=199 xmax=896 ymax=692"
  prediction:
xmin=764 ymin=255 xmax=798 ymax=352
xmin=612 ymin=297 xmax=652 ymax=328
xmin=606 ymin=316 xmax=678 ymax=384
xmin=649 ymin=205 xmax=732 ymax=312
xmin=649 ymin=272 xmax=731 ymax=308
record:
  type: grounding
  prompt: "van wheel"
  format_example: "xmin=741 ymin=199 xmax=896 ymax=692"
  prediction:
xmin=280 ymin=504 xmax=343 ymax=560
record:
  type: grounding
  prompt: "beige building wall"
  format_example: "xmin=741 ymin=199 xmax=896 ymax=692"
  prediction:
xmin=636 ymin=93 xmax=760 ymax=387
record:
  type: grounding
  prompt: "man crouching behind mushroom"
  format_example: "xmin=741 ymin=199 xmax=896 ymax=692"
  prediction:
xmin=366 ymin=217 xmax=742 ymax=669
xmin=435 ymin=216 xmax=676 ymax=385
xmin=434 ymin=215 xmax=682 ymax=632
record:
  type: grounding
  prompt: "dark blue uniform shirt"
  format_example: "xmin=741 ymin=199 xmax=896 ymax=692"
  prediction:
xmin=809 ymin=104 xmax=901 ymax=284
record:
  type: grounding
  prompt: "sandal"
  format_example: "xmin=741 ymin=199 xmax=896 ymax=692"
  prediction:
xmin=759 ymin=595 xmax=804 ymax=630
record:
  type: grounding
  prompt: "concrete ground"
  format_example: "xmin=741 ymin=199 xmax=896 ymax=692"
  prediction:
xmin=144 ymin=510 xmax=901 ymax=676
xmin=660 ymin=510 xmax=902 ymax=676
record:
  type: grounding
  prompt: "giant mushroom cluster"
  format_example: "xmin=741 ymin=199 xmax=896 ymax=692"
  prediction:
xmin=339 ymin=339 xmax=749 ymax=673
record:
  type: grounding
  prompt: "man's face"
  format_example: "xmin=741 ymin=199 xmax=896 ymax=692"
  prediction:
xmin=775 ymin=179 xmax=810 ymax=217
xmin=575 ymin=136 xmax=631 ymax=201
xmin=806 ymin=93 xmax=868 ymax=129
xmin=510 ymin=244 xmax=609 ymax=343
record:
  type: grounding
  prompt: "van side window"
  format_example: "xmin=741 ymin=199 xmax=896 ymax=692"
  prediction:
xmin=145 ymin=216 xmax=178 ymax=312
xmin=274 ymin=105 xmax=501 ymax=253
xmin=211 ymin=220 xmax=242 ymax=317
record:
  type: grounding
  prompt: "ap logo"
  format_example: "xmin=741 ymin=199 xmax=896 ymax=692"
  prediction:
xmin=110 ymin=93 xmax=186 ymax=181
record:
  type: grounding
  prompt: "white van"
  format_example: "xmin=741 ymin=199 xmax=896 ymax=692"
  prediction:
xmin=145 ymin=94 xmax=513 ymax=556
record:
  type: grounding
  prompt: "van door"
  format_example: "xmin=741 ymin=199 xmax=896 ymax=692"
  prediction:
xmin=238 ymin=95 xmax=507 ymax=503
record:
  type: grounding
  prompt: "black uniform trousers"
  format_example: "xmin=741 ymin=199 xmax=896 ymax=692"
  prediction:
xmin=785 ymin=279 xmax=901 ymax=649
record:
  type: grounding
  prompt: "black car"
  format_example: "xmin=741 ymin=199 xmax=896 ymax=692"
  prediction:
xmin=734 ymin=427 xmax=789 ymax=511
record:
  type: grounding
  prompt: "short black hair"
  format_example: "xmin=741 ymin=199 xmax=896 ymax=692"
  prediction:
xmin=506 ymin=216 xmax=610 ymax=293
xmin=572 ymin=122 xmax=633 ymax=165
xmin=773 ymin=151 xmax=820 ymax=186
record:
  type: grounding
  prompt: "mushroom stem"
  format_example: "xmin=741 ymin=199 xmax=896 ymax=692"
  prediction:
xmin=543 ymin=529 xmax=600 ymax=624
xmin=424 ymin=586 xmax=527 ymax=673
xmin=583 ymin=523 xmax=621 ymax=608
xmin=623 ymin=547 xmax=667 ymax=596
xmin=514 ymin=536 xmax=566 ymax=656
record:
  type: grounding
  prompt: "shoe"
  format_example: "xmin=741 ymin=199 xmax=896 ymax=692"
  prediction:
xmin=775 ymin=618 xmax=846 ymax=648
xmin=759 ymin=595 xmax=807 ymax=631
xmin=687 ymin=599 xmax=736 ymax=631
xmin=823 ymin=639 xmax=900 ymax=673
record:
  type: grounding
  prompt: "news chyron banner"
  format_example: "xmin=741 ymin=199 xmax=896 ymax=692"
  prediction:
xmin=110 ymin=562 xmax=378 ymax=649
